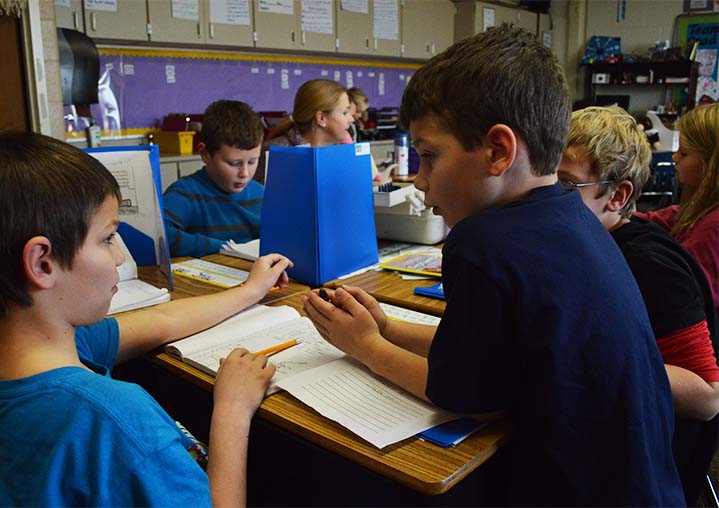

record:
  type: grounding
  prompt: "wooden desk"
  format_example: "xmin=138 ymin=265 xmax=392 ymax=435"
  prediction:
xmin=325 ymin=269 xmax=446 ymax=317
xmin=127 ymin=259 xmax=509 ymax=504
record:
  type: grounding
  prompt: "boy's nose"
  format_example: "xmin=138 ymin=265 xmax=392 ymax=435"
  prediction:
xmin=114 ymin=243 xmax=126 ymax=267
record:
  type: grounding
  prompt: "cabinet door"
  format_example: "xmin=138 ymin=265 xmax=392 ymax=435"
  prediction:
xmin=56 ymin=0 xmax=85 ymax=31
xmin=253 ymin=0 xmax=298 ymax=50
xmin=372 ymin=0 xmax=400 ymax=57
xmin=84 ymin=0 xmax=148 ymax=41
xmin=400 ymin=0 xmax=433 ymax=59
xmin=148 ymin=0 xmax=204 ymax=44
xmin=336 ymin=0 xmax=372 ymax=54
xmin=298 ymin=0 xmax=335 ymax=52
xmin=538 ymin=12 xmax=551 ymax=48
xmin=513 ymin=8 xmax=536 ymax=35
xmin=205 ymin=0 xmax=254 ymax=46
xmin=431 ymin=0 xmax=454 ymax=55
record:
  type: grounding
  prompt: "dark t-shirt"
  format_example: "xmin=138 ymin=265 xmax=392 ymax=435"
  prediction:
xmin=426 ymin=184 xmax=684 ymax=507
xmin=612 ymin=217 xmax=718 ymax=504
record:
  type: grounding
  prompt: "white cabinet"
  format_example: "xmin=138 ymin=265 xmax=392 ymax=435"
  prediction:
xmin=148 ymin=0 xmax=253 ymax=46
xmin=253 ymin=0 xmax=335 ymax=52
xmin=454 ymin=1 xmax=539 ymax=42
xmin=401 ymin=0 xmax=454 ymax=60
xmin=84 ymin=0 xmax=149 ymax=41
xmin=336 ymin=0 xmax=401 ymax=57
xmin=56 ymin=0 xmax=85 ymax=31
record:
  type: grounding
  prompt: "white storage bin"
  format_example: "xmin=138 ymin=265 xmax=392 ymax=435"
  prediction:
xmin=374 ymin=201 xmax=447 ymax=245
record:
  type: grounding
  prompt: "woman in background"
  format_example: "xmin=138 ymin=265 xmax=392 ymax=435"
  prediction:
xmin=255 ymin=79 xmax=354 ymax=184
xmin=347 ymin=87 xmax=369 ymax=142
xmin=636 ymin=103 xmax=719 ymax=312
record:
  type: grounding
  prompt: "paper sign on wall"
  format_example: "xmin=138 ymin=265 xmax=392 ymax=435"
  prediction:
xmin=84 ymin=0 xmax=117 ymax=12
xmin=302 ymin=0 xmax=333 ymax=34
xmin=172 ymin=0 xmax=199 ymax=21
xmin=482 ymin=7 xmax=495 ymax=32
xmin=341 ymin=0 xmax=367 ymax=13
xmin=210 ymin=0 xmax=251 ymax=25
xmin=258 ymin=0 xmax=293 ymax=15
xmin=373 ymin=0 xmax=398 ymax=41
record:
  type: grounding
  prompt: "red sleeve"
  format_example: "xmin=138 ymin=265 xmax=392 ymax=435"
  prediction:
xmin=635 ymin=205 xmax=679 ymax=233
xmin=657 ymin=320 xmax=719 ymax=383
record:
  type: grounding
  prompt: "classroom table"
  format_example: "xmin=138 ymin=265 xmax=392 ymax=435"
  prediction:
xmin=325 ymin=267 xmax=446 ymax=317
xmin=123 ymin=254 xmax=511 ymax=506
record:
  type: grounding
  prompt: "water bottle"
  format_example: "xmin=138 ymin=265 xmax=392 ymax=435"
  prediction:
xmin=394 ymin=132 xmax=409 ymax=178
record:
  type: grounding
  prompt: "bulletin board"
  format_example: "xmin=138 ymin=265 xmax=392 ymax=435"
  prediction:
xmin=74 ymin=48 xmax=420 ymax=135
xmin=676 ymin=13 xmax=719 ymax=103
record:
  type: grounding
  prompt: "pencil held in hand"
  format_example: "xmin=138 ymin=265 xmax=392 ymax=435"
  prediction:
xmin=254 ymin=339 xmax=298 ymax=357
xmin=319 ymin=288 xmax=331 ymax=302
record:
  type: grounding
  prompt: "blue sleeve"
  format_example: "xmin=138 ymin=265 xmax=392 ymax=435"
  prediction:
xmin=76 ymin=318 xmax=119 ymax=369
xmin=163 ymin=184 xmax=224 ymax=258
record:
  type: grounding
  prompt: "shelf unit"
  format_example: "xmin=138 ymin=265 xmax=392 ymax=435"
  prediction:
xmin=584 ymin=60 xmax=699 ymax=111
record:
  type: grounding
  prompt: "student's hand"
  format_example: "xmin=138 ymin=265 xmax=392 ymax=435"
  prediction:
xmin=313 ymin=286 xmax=389 ymax=335
xmin=302 ymin=287 xmax=384 ymax=362
xmin=214 ymin=348 xmax=276 ymax=421
xmin=244 ymin=253 xmax=293 ymax=298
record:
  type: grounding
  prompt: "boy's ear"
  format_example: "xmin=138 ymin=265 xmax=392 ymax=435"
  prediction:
xmin=22 ymin=236 xmax=57 ymax=290
xmin=198 ymin=142 xmax=210 ymax=164
xmin=485 ymin=124 xmax=517 ymax=177
xmin=606 ymin=180 xmax=634 ymax=212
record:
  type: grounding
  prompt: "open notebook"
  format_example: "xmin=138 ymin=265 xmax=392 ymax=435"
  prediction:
xmin=164 ymin=303 xmax=455 ymax=448
xmin=108 ymin=234 xmax=170 ymax=314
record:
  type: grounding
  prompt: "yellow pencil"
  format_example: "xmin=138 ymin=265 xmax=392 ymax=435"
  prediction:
xmin=254 ymin=339 xmax=298 ymax=357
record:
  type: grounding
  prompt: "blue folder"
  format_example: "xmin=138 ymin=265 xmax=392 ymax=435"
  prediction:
xmin=261 ymin=144 xmax=379 ymax=286
xmin=418 ymin=418 xmax=486 ymax=447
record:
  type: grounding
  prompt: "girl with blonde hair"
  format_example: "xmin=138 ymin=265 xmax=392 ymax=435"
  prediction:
xmin=637 ymin=103 xmax=719 ymax=311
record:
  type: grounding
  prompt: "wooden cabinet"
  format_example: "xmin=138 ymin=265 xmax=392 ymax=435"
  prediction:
xmin=55 ymin=0 xmax=85 ymax=31
xmin=253 ymin=0 xmax=334 ymax=52
xmin=84 ymin=0 xmax=149 ymax=41
xmin=401 ymin=0 xmax=454 ymax=60
xmin=336 ymin=1 xmax=372 ymax=54
xmin=454 ymin=1 xmax=539 ymax=42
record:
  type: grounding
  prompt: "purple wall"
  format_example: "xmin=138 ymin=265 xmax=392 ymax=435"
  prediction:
xmin=85 ymin=51 xmax=416 ymax=131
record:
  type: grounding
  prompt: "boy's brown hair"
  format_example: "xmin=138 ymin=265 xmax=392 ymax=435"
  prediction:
xmin=399 ymin=24 xmax=570 ymax=176
xmin=0 ymin=131 xmax=121 ymax=317
xmin=201 ymin=100 xmax=264 ymax=155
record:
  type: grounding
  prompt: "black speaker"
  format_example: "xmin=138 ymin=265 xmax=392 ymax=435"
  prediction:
xmin=57 ymin=27 xmax=99 ymax=106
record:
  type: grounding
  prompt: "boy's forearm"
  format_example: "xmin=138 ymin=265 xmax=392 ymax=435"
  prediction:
xmin=207 ymin=411 xmax=252 ymax=507
xmin=383 ymin=319 xmax=436 ymax=357
xmin=115 ymin=284 xmax=265 ymax=363
xmin=362 ymin=338 xmax=429 ymax=401
xmin=665 ymin=364 xmax=719 ymax=421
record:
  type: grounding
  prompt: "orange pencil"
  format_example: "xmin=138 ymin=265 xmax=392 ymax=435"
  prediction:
xmin=254 ymin=339 xmax=298 ymax=357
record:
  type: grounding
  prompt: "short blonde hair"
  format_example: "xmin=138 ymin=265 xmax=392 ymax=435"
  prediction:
xmin=566 ymin=106 xmax=652 ymax=218
xmin=673 ymin=103 xmax=719 ymax=235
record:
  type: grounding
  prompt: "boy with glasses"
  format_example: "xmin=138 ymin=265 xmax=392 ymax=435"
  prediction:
xmin=560 ymin=105 xmax=718 ymax=504
xmin=302 ymin=25 xmax=684 ymax=506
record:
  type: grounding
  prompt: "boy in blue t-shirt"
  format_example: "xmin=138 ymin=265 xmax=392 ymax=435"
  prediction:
xmin=302 ymin=25 xmax=685 ymax=506
xmin=164 ymin=100 xmax=265 ymax=257
xmin=0 ymin=131 xmax=293 ymax=506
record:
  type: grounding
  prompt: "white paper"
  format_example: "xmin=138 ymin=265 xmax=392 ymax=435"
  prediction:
xmin=278 ymin=358 xmax=455 ymax=448
xmin=172 ymin=259 xmax=249 ymax=288
xmin=123 ymin=64 xmax=135 ymax=75
xmin=220 ymin=238 xmax=260 ymax=260
xmin=281 ymin=68 xmax=290 ymax=89
xmin=210 ymin=0 xmax=251 ymax=25
xmin=84 ymin=0 xmax=117 ymax=12
xmin=379 ymin=303 xmax=441 ymax=326
xmin=301 ymin=0 xmax=333 ymax=34
xmin=341 ymin=0 xmax=367 ymax=13
xmin=172 ymin=0 xmax=199 ymax=20
xmin=165 ymin=64 xmax=176 ymax=84
xmin=109 ymin=279 xmax=170 ymax=314
xmin=258 ymin=0 xmax=293 ymax=15
xmin=482 ymin=7 xmax=495 ymax=32
xmin=88 ymin=151 xmax=166 ymax=265
xmin=373 ymin=0 xmax=398 ymax=41
xmin=346 ymin=70 xmax=353 ymax=88
xmin=166 ymin=306 xmax=345 ymax=395
xmin=378 ymin=72 xmax=385 ymax=95
xmin=542 ymin=31 xmax=552 ymax=48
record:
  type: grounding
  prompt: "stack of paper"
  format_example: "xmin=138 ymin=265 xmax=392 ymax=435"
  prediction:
xmin=219 ymin=239 xmax=260 ymax=261
xmin=108 ymin=234 xmax=170 ymax=314
xmin=172 ymin=258 xmax=249 ymax=288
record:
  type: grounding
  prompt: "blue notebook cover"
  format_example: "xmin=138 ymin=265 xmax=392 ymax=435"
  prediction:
xmin=418 ymin=418 xmax=485 ymax=447
xmin=413 ymin=282 xmax=445 ymax=300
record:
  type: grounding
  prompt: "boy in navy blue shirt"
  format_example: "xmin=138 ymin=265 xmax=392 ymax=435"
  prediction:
xmin=0 ymin=131 xmax=292 ymax=506
xmin=303 ymin=25 xmax=684 ymax=506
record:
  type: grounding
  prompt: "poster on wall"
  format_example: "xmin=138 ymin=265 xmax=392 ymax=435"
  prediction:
xmin=677 ymin=13 xmax=719 ymax=103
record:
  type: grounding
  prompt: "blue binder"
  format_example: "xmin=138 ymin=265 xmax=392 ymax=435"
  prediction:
xmin=261 ymin=144 xmax=379 ymax=286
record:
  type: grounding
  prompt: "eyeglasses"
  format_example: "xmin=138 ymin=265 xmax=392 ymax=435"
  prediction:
xmin=559 ymin=179 xmax=617 ymax=189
